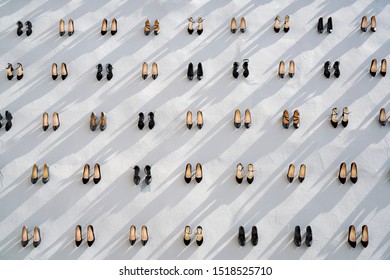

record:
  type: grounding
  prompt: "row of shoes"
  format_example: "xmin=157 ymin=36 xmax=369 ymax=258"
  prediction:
xmin=59 ymin=19 xmax=74 ymax=36
xmin=287 ymin=164 xmax=306 ymax=183
xmin=282 ymin=109 xmax=300 ymax=129
xmin=230 ymin=17 xmax=246 ymax=33
xmin=75 ymin=225 xmax=95 ymax=247
xmin=274 ymin=15 xmax=290 ymax=33
xmin=294 ymin=226 xmax=312 ymax=247
xmin=186 ymin=111 xmax=203 ymax=130
xmin=187 ymin=62 xmax=203 ymax=80
xmin=0 ymin=111 xmax=13 ymax=131
xmin=82 ymin=163 xmax=102 ymax=184
xmin=129 ymin=225 xmax=149 ymax=246
xmin=369 ymin=59 xmax=387 ymax=77
xmin=6 ymin=63 xmax=23 ymax=80
xmin=144 ymin=19 xmax=160 ymax=35
xmin=234 ymin=109 xmax=251 ymax=129
xmin=330 ymin=107 xmax=349 ymax=128
xmin=278 ymin=60 xmax=295 ymax=78
xmin=324 ymin=61 xmax=340 ymax=78
xmin=232 ymin=59 xmax=249 ymax=78
xmin=379 ymin=108 xmax=390 ymax=126
xmin=183 ymin=226 xmax=203 ymax=246
xmin=101 ymin=18 xmax=117 ymax=35
xmin=21 ymin=226 xmax=41 ymax=248
xmin=133 ymin=165 xmax=152 ymax=185
xmin=361 ymin=16 xmax=376 ymax=32
xmin=236 ymin=163 xmax=254 ymax=184
xmin=31 ymin=164 xmax=50 ymax=184
xmin=42 ymin=112 xmax=60 ymax=131
xmin=16 ymin=21 xmax=33 ymax=36
xmin=138 ymin=112 xmax=155 ymax=130
xmin=348 ymin=225 xmax=369 ymax=248
xmin=184 ymin=163 xmax=203 ymax=184
xmin=187 ymin=17 xmax=204 ymax=35
xmin=339 ymin=162 xmax=358 ymax=184
xmin=238 ymin=226 xmax=258 ymax=246
xmin=96 ymin=63 xmax=113 ymax=81
xmin=317 ymin=17 xmax=333 ymax=34
xmin=52 ymin=63 xmax=68 ymax=80
xmin=90 ymin=112 xmax=107 ymax=131
xmin=142 ymin=62 xmax=158 ymax=80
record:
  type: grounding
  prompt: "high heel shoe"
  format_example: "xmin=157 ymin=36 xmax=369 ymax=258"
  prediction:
xmin=244 ymin=109 xmax=251 ymax=129
xmin=93 ymin=163 xmax=101 ymax=184
xmin=195 ymin=163 xmax=203 ymax=183
xmin=348 ymin=225 xmax=356 ymax=248
xmin=106 ymin=63 xmax=113 ymax=81
xmin=361 ymin=16 xmax=368 ymax=32
xmin=284 ymin=15 xmax=290 ymax=33
xmin=183 ymin=226 xmax=191 ymax=246
xmin=101 ymin=18 xmax=108 ymax=35
xmin=294 ymin=225 xmax=301 ymax=247
xmin=293 ymin=109 xmax=300 ymax=129
xmin=21 ymin=226 xmax=29 ymax=247
xmin=186 ymin=111 xmax=193 ymax=129
xmin=148 ymin=112 xmax=155 ymax=129
xmin=298 ymin=164 xmax=306 ymax=183
xmin=327 ymin=17 xmax=333 ymax=33
xmin=243 ymin=59 xmax=249 ymax=78
xmin=197 ymin=62 xmax=203 ymax=80
xmin=82 ymin=164 xmax=90 ymax=184
xmin=379 ymin=108 xmax=387 ymax=126
xmin=247 ymin=164 xmax=254 ymax=184
xmin=6 ymin=63 xmax=13 ymax=80
xmin=289 ymin=60 xmax=295 ymax=78
xmin=287 ymin=164 xmax=295 ymax=183
xmin=16 ymin=63 xmax=23 ymax=80
xmin=187 ymin=17 xmax=194 ymax=34
xmin=350 ymin=162 xmax=358 ymax=184
xmin=129 ymin=225 xmax=136 ymax=246
xmin=90 ymin=112 xmax=98 ymax=131
xmin=331 ymin=108 xmax=338 ymax=128
xmin=197 ymin=18 xmax=204 ymax=35
xmin=154 ymin=19 xmax=160 ymax=35
xmin=151 ymin=62 xmax=158 ymax=80
xmin=370 ymin=59 xmax=377 ymax=77
xmin=31 ymin=164 xmax=38 ymax=184
xmin=305 ymin=226 xmax=313 ymax=247
xmin=142 ymin=62 xmax=148 ymax=79
xmin=33 ymin=226 xmax=41 ymax=248
xmin=25 ymin=21 xmax=32 ymax=36
xmin=75 ymin=225 xmax=82 ymax=247
xmin=5 ymin=111 xmax=12 ymax=131
xmin=282 ymin=110 xmax=289 ymax=129
xmin=318 ymin=17 xmax=324 ymax=34
xmin=361 ymin=225 xmax=369 ymax=248
xmin=380 ymin=59 xmax=387 ymax=77
xmin=16 ymin=21 xmax=23 ymax=36
xmin=236 ymin=163 xmax=244 ymax=184
xmin=234 ymin=109 xmax=241 ymax=129
xmin=251 ymin=226 xmax=258 ymax=246
xmin=59 ymin=19 xmax=65 ymax=36
xmin=274 ymin=16 xmax=281 ymax=33
xmin=52 ymin=112 xmax=60 ymax=131
xmin=278 ymin=61 xmax=285 ymax=78
xmin=232 ymin=62 xmax=239 ymax=78
xmin=111 ymin=18 xmax=117 ymax=35
xmin=370 ymin=16 xmax=376 ymax=32
xmin=144 ymin=165 xmax=152 ymax=185
xmin=68 ymin=19 xmax=74 ymax=36
xmin=42 ymin=163 xmax=50 ymax=184
xmin=96 ymin=63 xmax=103 ymax=81
xmin=138 ymin=112 xmax=145 ymax=130
xmin=184 ymin=163 xmax=192 ymax=184
xmin=100 ymin=112 xmax=107 ymax=131
xmin=87 ymin=225 xmax=95 ymax=247
xmin=324 ymin=61 xmax=331 ymax=78
xmin=42 ymin=112 xmax=49 ymax=131
xmin=230 ymin=17 xmax=237 ymax=34
xmin=195 ymin=226 xmax=203 ymax=246
xmin=341 ymin=107 xmax=349 ymax=127
xmin=333 ymin=61 xmax=340 ymax=78
xmin=338 ymin=162 xmax=347 ymax=184
xmin=197 ymin=111 xmax=203 ymax=129
xmin=52 ymin=63 xmax=58 ymax=80
xmin=133 ymin=166 xmax=141 ymax=185
xmin=144 ymin=19 xmax=151 ymax=35
xmin=187 ymin=63 xmax=194 ymax=80
xmin=61 ymin=63 xmax=68 ymax=80
xmin=238 ymin=226 xmax=245 ymax=246
xmin=240 ymin=17 xmax=246 ymax=33
xmin=141 ymin=225 xmax=148 ymax=246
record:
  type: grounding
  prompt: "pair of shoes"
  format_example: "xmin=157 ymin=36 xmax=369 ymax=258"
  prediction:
xmin=287 ymin=164 xmax=306 ymax=183
xmin=184 ymin=163 xmax=203 ymax=184
xmin=238 ymin=226 xmax=257 ymax=246
xmin=236 ymin=163 xmax=254 ymax=184
xmin=75 ymin=225 xmax=95 ymax=247
xmin=59 ymin=19 xmax=74 ymax=36
xmin=90 ymin=112 xmax=107 ymax=131
xmin=52 ymin=63 xmax=68 ymax=80
xmin=186 ymin=111 xmax=203 ymax=129
xmin=138 ymin=112 xmax=155 ymax=130
xmin=16 ymin=21 xmax=32 ymax=36
xmin=187 ymin=63 xmax=203 ymax=80
xmin=348 ymin=225 xmax=368 ymax=248
xmin=133 ymin=165 xmax=152 ymax=185
xmin=6 ymin=63 xmax=23 ymax=80
xmin=282 ymin=109 xmax=300 ymax=129
xmin=187 ymin=17 xmax=204 ymax=35
xmin=142 ymin=62 xmax=158 ymax=80
xmin=183 ymin=226 xmax=203 ymax=246
xmin=21 ymin=226 xmax=41 ymax=248
xmin=82 ymin=163 xmax=101 ymax=184
xmin=230 ymin=17 xmax=246 ymax=33
xmin=294 ymin=226 xmax=312 ymax=247
xmin=361 ymin=16 xmax=376 ymax=32
xmin=31 ymin=163 xmax=50 ymax=184
xmin=339 ymin=162 xmax=358 ymax=184
xmin=42 ymin=112 xmax=60 ymax=131
xmin=234 ymin=109 xmax=251 ymax=129
xmin=278 ymin=60 xmax=295 ymax=78
xmin=129 ymin=225 xmax=149 ymax=246
xmin=379 ymin=108 xmax=390 ymax=126
xmin=274 ymin=15 xmax=289 ymax=33
xmin=101 ymin=18 xmax=117 ymax=35
xmin=0 ymin=111 xmax=13 ymax=131
xmin=370 ymin=59 xmax=386 ymax=77
xmin=324 ymin=61 xmax=340 ymax=78
xmin=232 ymin=59 xmax=249 ymax=78
xmin=96 ymin=64 xmax=113 ymax=81
xmin=144 ymin=19 xmax=159 ymax=35
xmin=318 ymin=17 xmax=333 ymax=33
xmin=330 ymin=107 xmax=349 ymax=128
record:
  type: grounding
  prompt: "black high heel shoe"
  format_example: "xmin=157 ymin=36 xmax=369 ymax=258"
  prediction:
xmin=244 ymin=109 xmax=251 ymax=129
xmin=141 ymin=225 xmax=148 ymax=246
xmin=68 ymin=19 xmax=74 ymax=36
xmin=31 ymin=164 xmax=38 ymax=184
xmin=93 ymin=163 xmax=101 ymax=184
xmin=243 ymin=59 xmax=249 ymax=78
xmin=333 ymin=61 xmax=340 ymax=78
xmin=380 ymin=59 xmax=387 ymax=77
xmin=129 ymin=225 xmax=136 ymax=245
xmin=348 ymin=225 xmax=356 ymax=248
xmin=327 ymin=17 xmax=333 ymax=33
xmin=284 ymin=15 xmax=290 ymax=33
xmin=361 ymin=225 xmax=369 ymax=248
xmin=247 ymin=164 xmax=254 ymax=184
xmin=331 ymin=108 xmax=338 ymax=128
xmin=298 ymin=164 xmax=306 ymax=183
xmin=197 ymin=62 xmax=203 ymax=80
xmin=187 ymin=17 xmax=194 ymax=34
xmin=82 ymin=164 xmax=90 ymax=184
xmin=195 ymin=226 xmax=203 ymax=246
xmin=42 ymin=163 xmax=50 ymax=184
xmin=294 ymin=226 xmax=301 ymax=247
xmin=75 ymin=225 xmax=82 ymax=247
xmin=197 ymin=18 xmax=204 ymax=35
xmin=338 ymin=162 xmax=347 ymax=184
xmin=341 ymin=107 xmax=349 ymax=127
xmin=234 ymin=109 xmax=241 ymax=129
xmin=33 ymin=226 xmax=41 ymax=248
xmin=195 ymin=163 xmax=202 ymax=183
xmin=184 ymin=163 xmax=192 ymax=183
xmin=52 ymin=63 xmax=58 ymax=80
xmin=87 ymin=225 xmax=95 ymax=247
xmin=274 ymin=16 xmax=281 ymax=33
xmin=238 ymin=226 xmax=245 ymax=246
xmin=236 ymin=163 xmax=244 ymax=184
xmin=317 ymin=17 xmax=324 ymax=33
xmin=61 ymin=63 xmax=68 ymax=80
xmin=148 ymin=112 xmax=155 ymax=129
xmin=232 ymin=62 xmax=239 ymax=78
xmin=6 ymin=63 xmax=14 ymax=80
xmin=106 ymin=63 xmax=113 ymax=81
xmin=52 ymin=112 xmax=60 ymax=131
xmin=138 ymin=112 xmax=145 ymax=130
xmin=350 ymin=162 xmax=358 ymax=184
xmin=16 ymin=63 xmax=23 ymax=80
xmin=21 ymin=226 xmax=29 ymax=247
xmin=370 ymin=59 xmax=377 ymax=77
xmin=96 ymin=64 xmax=103 ymax=81
xmin=111 ymin=18 xmax=117 ymax=35
xmin=324 ymin=61 xmax=331 ymax=78
xmin=183 ymin=226 xmax=191 ymax=246
xmin=101 ymin=18 xmax=108 ymax=35
xmin=187 ymin=63 xmax=194 ymax=80
xmin=305 ymin=226 xmax=312 ymax=247
xmin=16 ymin=21 xmax=23 ymax=36
xmin=25 ymin=21 xmax=32 ymax=36
xmin=371 ymin=16 xmax=377 ymax=32
xmin=144 ymin=165 xmax=152 ymax=185
xmin=287 ymin=164 xmax=295 ymax=183
xmin=251 ymin=226 xmax=258 ymax=246
xmin=133 ymin=166 xmax=141 ymax=185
